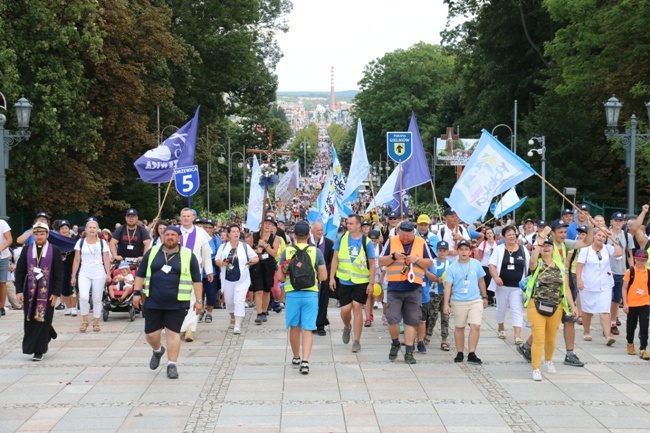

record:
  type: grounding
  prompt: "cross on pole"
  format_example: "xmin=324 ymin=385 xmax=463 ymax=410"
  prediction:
xmin=246 ymin=129 xmax=292 ymax=237
xmin=441 ymin=126 xmax=462 ymax=179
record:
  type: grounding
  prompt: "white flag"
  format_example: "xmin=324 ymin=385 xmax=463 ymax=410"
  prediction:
xmin=246 ymin=156 xmax=264 ymax=230
xmin=275 ymin=160 xmax=301 ymax=205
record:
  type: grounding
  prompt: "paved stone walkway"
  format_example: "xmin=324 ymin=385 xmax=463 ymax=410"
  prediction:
xmin=1 ymin=303 xmax=649 ymax=433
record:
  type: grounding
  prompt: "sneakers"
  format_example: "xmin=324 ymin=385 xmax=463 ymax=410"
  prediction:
xmin=317 ymin=328 xmax=327 ymax=336
xmin=299 ymin=361 xmax=309 ymax=374
xmin=374 ymin=301 xmax=382 ymax=310
xmin=167 ymin=364 xmax=178 ymax=379
xmin=467 ymin=353 xmax=482 ymax=365
xmin=611 ymin=326 xmax=620 ymax=335
xmin=71 ymin=308 xmax=78 ymax=317
xmin=517 ymin=344 xmax=532 ymax=362
xmin=417 ymin=341 xmax=427 ymax=354
xmin=454 ymin=352 xmax=464 ymax=363
xmin=64 ymin=308 xmax=72 ymax=316
xmin=184 ymin=331 xmax=194 ymax=342
xmin=261 ymin=313 xmax=268 ymax=322
xmin=532 ymin=369 xmax=542 ymax=381
xmin=205 ymin=313 xmax=212 ymax=323
xmin=543 ymin=360 xmax=556 ymax=373
xmin=381 ymin=315 xmax=388 ymax=326
xmin=55 ymin=304 xmax=65 ymax=311
xmin=640 ymin=349 xmax=650 ymax=360
xmin=564 ymin=353 xmax=584 ymax=367
xmin=628 ymin=343 xmax=637 ymax=355
xmin=364 ymin=319 xmax=372 ymax=327
xmin=352 ymin=341 xmax=361 ymax=353
xmin=233 ymin=327 xmax=241 ymax=335
xmin=404 ymin=351 xmax=417 ymax=364
xmin=342 ymin=327 xmax=351 ymax=344
xmin=291 ymin=357 xmax=301 ymax=367
xmin=389 ymin=344 xmax=401 ymax=361
xmin=255 ymin=314 xmax=263 ymax=324
xmin=32 ymin=353 xmax=43 ymax=362
xmin=150 ymin=346 xmax=166 ymax=370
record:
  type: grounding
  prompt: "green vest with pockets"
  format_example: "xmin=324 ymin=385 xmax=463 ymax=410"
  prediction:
xmin=335 ymin=233 xmax=371 ymax=283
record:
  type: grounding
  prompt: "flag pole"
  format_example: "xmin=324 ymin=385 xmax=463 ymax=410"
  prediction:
xmin=399 ymin=161 xmax=403 ymax=218
xmin=430 ymin=179 xmax=443 ymax=222
xmin=155 ymin=174 xmax=176 ymax=220
xmin=367 ymin=168 xmax=379 ymax=217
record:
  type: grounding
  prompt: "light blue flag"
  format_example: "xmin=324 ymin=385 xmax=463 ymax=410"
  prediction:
xmin=331 ymin=145 xmax=353 ymax=218
xmin=490 ymin=187 xmax=527 ymax=219
xmin=135 ymin=107 xmax=200 ymax=183
xmin=246 ymin=156 xmax=264 ymax=230
xmin=446 ymin=129 xmax=536 ymax=224
xmin=342 ymin=119 xmax=370 ymax=203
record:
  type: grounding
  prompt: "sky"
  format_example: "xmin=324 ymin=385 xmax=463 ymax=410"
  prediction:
xmin=275 ymin=0 xmax=451 ymax=92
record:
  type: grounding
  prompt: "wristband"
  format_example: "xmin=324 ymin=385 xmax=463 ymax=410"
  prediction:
xmin=391 ymin=252 xmax=396 ymax=261
xmin=133 ymin=290 xmax=142 ymax=296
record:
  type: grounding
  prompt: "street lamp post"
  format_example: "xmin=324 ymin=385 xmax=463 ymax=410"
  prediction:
xmin=217 ymin=138 xmax=245 ymax=211
xmin=603 ymin=95 xmax=650 ymax=216
xmin=301 ymin=140 xmax=308 ymax=177
xmin=0 ymin=93 xmax=33 ymax=220
xmin=528 ymin=136 xmax=546 ymax=220
xmin=205 ymin=127 xmax=225 ymax=216
xmin=492 ymin=123 xmax=517 ymax=221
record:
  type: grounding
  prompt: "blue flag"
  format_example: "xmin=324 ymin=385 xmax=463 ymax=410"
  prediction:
xmin=342 ymin=119 xmax=370 ymax=203
xmin=134 ymin=107 xmax=200 ymax=183
xmin=393 ymin=112 xmax=432 ymax=205
xmin=446 ymin=130 xmax=536 ymax=224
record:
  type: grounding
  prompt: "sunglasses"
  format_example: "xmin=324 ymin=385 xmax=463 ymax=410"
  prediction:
xmin=596 ymin=251 xmax=602 ymax=261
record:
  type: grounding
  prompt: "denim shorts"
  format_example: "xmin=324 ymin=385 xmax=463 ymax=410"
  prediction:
xmin=0 ymin=258 xmax=8 ymax=283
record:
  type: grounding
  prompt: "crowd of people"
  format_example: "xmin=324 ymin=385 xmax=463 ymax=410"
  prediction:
xmin=5 ymin=200 xmax=650 ymax=382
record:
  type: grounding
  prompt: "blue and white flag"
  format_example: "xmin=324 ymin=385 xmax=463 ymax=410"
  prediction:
xmin=342 ymin=119 xmax=370 ymax=203
xmin=246 ymin=156 xmax=264 ymax=231
xmin=134 ymin=107 xmax=200 ymax=183
xmin=446 ymin=129 xmax=536 ymax=224
xmin=490 ymin=188 xmax=527 ymax=219
xmin=276 ymin=160 xmax=301 ymax=205
xmin=332 ymin=145 xmax=352 ymax=219
xmin=365 ymin=165 xmax=399 ymax=212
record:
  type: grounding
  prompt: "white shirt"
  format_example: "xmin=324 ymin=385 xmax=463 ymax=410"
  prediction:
xmin=0 ymin=220 xmax=11 ymax=259
xmin=75 ymin=238 xmax=109 ymax=279
xmin=578 ymin=244 xmax=615 ymax=290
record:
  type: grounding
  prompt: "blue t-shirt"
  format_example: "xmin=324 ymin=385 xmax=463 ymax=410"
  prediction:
xmin=421 ymin=263 xmax=435 ymax=304
xmin=445 ymin=258 xmax=485 ymax=302
xmin=566 ymin=222 xmax=579 ymax=240
xmin=433 ymin=258 xmax=451 ymax=295
xmin=333 ymin=233 xmax=375 ymax=286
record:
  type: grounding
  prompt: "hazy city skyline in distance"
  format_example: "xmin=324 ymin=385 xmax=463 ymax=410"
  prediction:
xmin=275 ymin=0 xmax=450 ymax=92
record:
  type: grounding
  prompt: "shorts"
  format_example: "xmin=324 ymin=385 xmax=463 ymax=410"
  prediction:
xmin=611 ymin=274 xmax=624 ymax=303
xmin=337 ymin=282 xmax=369 ymax=307
xmin=143 ymin=308 xmax=188 ymax=334
xmin=386 ymin=289 xmax=422 ymax=327
xmin=420 ymin=300 xmax=430 ymax=323
xmin=250 ymin=261 xmax=275 ymax=292
xmin=450 ymin=298 xmax=483 ymax=328
xmin=285 ymin=291 xmax=318 ymax=330
xmin=0 ymin=258 xmax=8 ymax=283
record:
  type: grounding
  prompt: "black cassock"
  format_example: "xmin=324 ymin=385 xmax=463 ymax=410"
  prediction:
xmin=14 ymin=242 xmax=64 ymax=355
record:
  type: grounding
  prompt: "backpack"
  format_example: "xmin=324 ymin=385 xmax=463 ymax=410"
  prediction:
xmin=439 ymin=225 xmax=466 ymax=244
xmin=288 ymin=245 xmax=316 ymax=290
xmin=627 ymin=266 xmax=649 ymax=293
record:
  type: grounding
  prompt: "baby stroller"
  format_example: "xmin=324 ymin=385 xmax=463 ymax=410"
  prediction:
xmin=102 ymin=259 xmax=137 ymax=322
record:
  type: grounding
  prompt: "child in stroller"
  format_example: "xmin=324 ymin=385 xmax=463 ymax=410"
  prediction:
xmin=109 ymin=261 xmax=134 ymax=302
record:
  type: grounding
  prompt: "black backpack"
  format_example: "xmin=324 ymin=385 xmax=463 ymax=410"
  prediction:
xmin=289 ymin=245 xmax=316 ymax=290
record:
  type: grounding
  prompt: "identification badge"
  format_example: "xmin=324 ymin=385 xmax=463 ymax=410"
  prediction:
xmin=509 ymin=256 xmax=514 ymax=264
xmin=36 ymin=273 xmax=43 ymax=280
xmin=34 ymin=267 xmax=41 ymax=273
xmin=161 ymin=265 xmax=172 ymax=274
xmin=262 ymin=253 xmax=269 ymax=260
xmin=637 ymin=289 xmax=645 ymax=295
xmin=127 ymin=245 xmax=134 ymax=250
xmin=507 ymin=264 xmax=515 ymax=271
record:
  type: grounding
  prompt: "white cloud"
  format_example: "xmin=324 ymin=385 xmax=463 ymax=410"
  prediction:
xmin=276 ymin=0 xmax=450 ymax=92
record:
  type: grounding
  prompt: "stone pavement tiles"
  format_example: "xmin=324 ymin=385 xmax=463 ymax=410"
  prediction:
xmin=1 ymin=303 xmax=650 ymax=432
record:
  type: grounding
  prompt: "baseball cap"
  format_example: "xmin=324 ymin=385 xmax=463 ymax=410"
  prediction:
xmin=125 ymin=208 xmax=138 ymax=216
xmin=634 ymin=249 xmax=649 ymax=259
xmin=86 ymin=216 xmax=98 ymax=224
xmin=277 ymin=217 xmax=285 ymax=224
xmin=33 ymin=222 xmax=49 ymax=233
xmin=456 ymin=239 xmax=471 ymax=249
xmin=437 ymin=241 xmax=450 ymax=250
xmin=578 ymin=203 xmax=590 ymax=211
xmin=203 ymin=218 xmax=215 ymax=227
xmin=398 ymin=221 xmax=415 ymax=232
xmin=561 ymin=208 xmax=573 ymax=216
xmin=294 ymin=221 xmax=310 ymax=236
xmin=611 ymin=211 xmax=625 ymax=221
xmin=193 ymin=217 xmax=203 ymax=225
xmin=164 ymin=225 xmax=181 ymax=234
xmin=524 ymin=218 xmax=535 ymax=224
xmin=541 ymin=237 xmax=554 ymax=246
xmin=537 ymin=219 xmax=547 ymax=227
xmin=118 ymin=261 xmax=130 ymax=269
xmin=368 ymin=229 xmax=381 ymax=240
xmin=551 ymin=219 xmax=568 ymax=230
xmin=388 ymin=211 xmax=399 ymax=219
xmin=444 ymin=208 xmax=457 ymax=217
xmin=263 ymin=215 xmax=277 ymax=225
xmin=361 ymin=220 xmax=372 ymax=226
xmin=58 ymin=219 xmax=71 ymax=228
xmin=417 ymin=214 xmax=431 ymax=224
xmin=35 ymin=212 xmax=50 ymax=220
xmin=576 ymin=225 xmax=588 ymax=233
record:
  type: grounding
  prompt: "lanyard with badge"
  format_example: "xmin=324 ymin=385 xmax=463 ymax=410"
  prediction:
xmin=459 ymin=262 xmax=470 ymax=293
xmin=126 ymin=227 xmax=136 ymax=250
xmin=34 ymin=247 xmax=45 ymax=280
xmin=506 ymin=248 xmax=516 ymax=271
xmin=162 ymin=249 xmax=178 ymax=274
